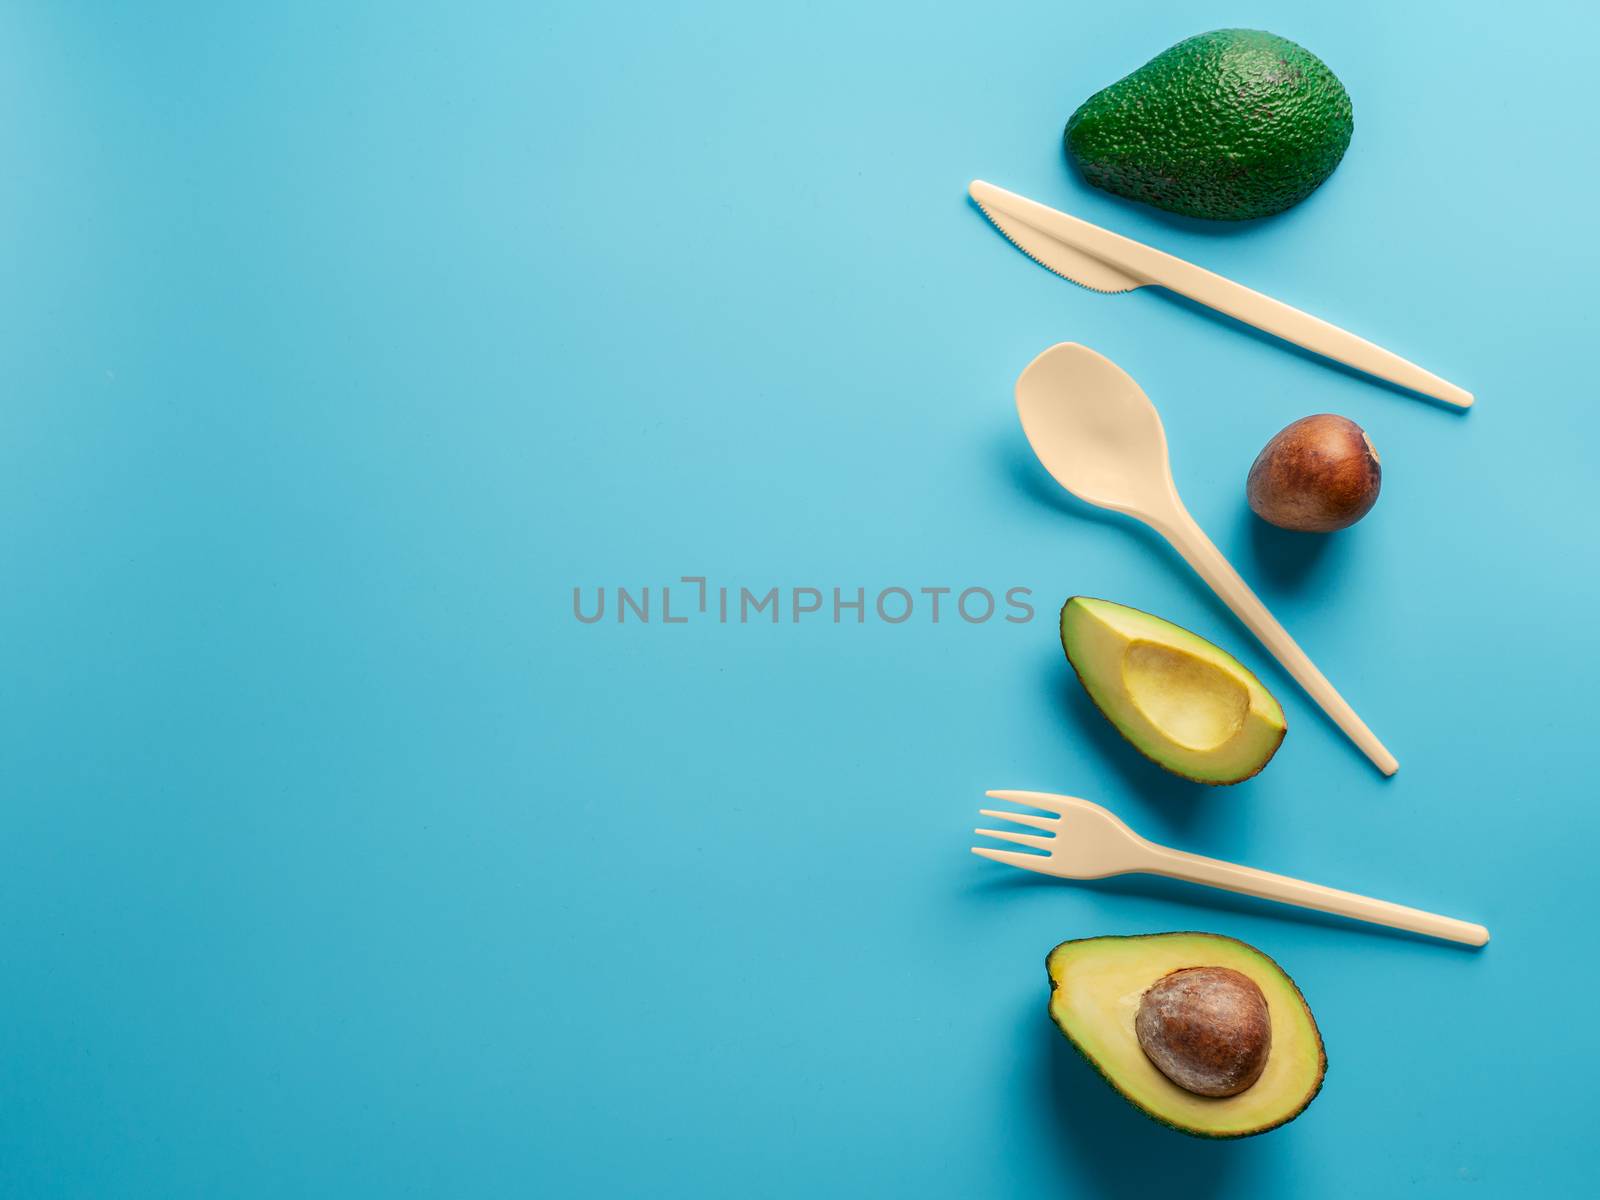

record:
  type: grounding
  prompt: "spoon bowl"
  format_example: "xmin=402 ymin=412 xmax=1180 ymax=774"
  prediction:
xmin=1015 ymin=343 xmax=1181 ymax=520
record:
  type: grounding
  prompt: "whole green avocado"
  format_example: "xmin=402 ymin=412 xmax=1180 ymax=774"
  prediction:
xmin=1065 ymin=30 xmax=1353 ymax=221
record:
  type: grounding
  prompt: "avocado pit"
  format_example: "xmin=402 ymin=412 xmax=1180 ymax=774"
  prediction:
xmin=1246 ymin=413 xmax=1382 ymax=532
xmin=1135 ymin=966 xmax=1272 ymax=1097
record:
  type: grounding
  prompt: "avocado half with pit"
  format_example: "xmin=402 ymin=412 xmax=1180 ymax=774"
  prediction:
xmin=1047 ymin=933 xmax=1326 ymax=1138
xmin=1061 ymin=597 xmax=1285 ymax=784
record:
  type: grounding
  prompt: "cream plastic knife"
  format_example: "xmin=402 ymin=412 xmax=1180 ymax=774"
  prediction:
xmin=969 ymin=180 xmax=1474 ymax=409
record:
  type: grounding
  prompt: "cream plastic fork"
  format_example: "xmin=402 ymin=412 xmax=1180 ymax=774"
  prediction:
xmin=1016 ymin=342 xmax=1398 ymax=775
xmin=973 ymin=790 xmax=1488 ymax=946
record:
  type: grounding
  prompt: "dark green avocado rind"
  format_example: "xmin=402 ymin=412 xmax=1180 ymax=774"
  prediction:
xmin=1057 ymin=597 xmax=1286 ymax=787
xmin=1065 ymin=29 xmax=1353 ymax=221
xmin=1045 ymin=933 xmax=1327 ymax=1139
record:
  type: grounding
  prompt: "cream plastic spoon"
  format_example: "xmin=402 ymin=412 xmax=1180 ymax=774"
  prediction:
xmin=1015 ymin=343 xmax=1397 ymax=775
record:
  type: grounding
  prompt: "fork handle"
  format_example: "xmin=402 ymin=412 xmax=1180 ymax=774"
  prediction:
xmin=1141 ymin=844 xmax=1488 ymax=946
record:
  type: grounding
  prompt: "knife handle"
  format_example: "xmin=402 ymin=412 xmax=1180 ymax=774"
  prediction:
xmin=1143 ymin=254 xmax=1475 ymax=409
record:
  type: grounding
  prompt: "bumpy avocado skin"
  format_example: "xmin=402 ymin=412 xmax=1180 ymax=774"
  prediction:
xmin=1065 ymin=29 xmax=1353 ymax=221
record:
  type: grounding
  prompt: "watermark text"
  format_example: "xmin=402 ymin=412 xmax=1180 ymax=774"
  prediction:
xmin=573 ymin=577 xmax=1034 ymax=626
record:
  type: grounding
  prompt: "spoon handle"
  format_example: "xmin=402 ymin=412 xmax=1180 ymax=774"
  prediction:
xmin=1137 ymin=842 xmax=1488 ymax=945
xmin=1153 ymin=505 xmax=1399 ymax=775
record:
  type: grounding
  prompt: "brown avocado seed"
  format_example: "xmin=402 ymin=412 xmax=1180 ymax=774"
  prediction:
xmin=1246 ymin=414 xmax=1382 ymax=532
xmin=1134 ymin=967 xmax=1272 ymax=1097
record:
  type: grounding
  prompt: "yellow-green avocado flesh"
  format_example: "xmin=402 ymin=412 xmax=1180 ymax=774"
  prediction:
xmin=1060 ymin=597 xmax=1285 ymax=785
xmin=1047 ymin=933 xmax=1325 ymax=1138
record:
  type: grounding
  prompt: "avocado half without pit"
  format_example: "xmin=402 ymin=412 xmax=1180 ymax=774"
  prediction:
xmin=1048 ymin=933 xmax=1326 ymax=1138
xmin=1060 ymin=597 xmax=1285 ymax=784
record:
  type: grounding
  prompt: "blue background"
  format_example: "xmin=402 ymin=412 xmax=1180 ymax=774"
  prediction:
xmin=1 ymin=2 xmax=1594 ymax=1195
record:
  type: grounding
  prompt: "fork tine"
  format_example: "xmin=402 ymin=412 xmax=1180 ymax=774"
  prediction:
xmin=971 ymin=845 xmax=1053 ymax=873
xmin=974 ymin=827 xmax=1052 ymax=851
xmin=979 ymin=807 xmax=1056 ymax=831
xmin=984 ymin=789 xmax=1069 ymax=814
